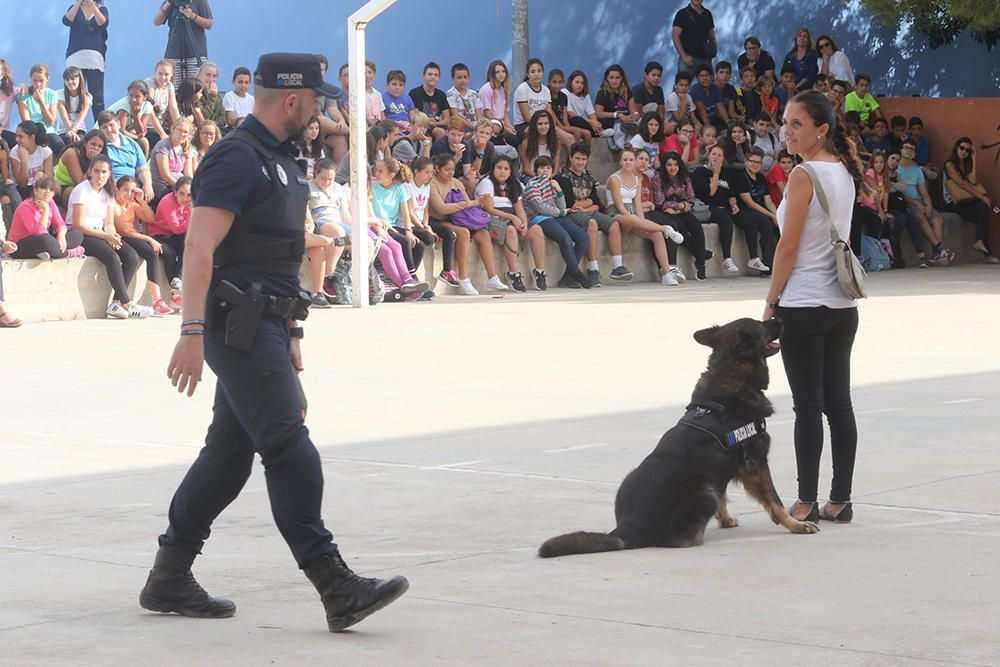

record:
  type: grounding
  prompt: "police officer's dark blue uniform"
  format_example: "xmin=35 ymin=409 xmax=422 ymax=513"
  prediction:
xmin=140 ymin=53 xmax=408 ymax=633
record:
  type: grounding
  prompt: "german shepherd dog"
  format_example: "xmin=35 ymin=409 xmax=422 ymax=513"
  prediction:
xmin=538 ymin=318 xmax=819 ymax=558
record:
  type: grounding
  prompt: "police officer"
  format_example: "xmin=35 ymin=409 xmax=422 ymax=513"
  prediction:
xmin=139 ymin=53 xmax=408 ymax=632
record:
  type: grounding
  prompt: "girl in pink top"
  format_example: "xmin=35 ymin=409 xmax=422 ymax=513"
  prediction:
xmin=479 ymin=60 xmax=519 ymax=146
xmin=114 ymin=175 xmax=175 ymax=314
xmin=8 ymin=175 xmax=85 ymax=259
xmin=149 ymin=175 xmax=191 ymax=292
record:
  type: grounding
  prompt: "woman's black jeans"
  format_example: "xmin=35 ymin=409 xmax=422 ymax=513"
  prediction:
xmin=776 ymin=305 xmax=859 ymax=504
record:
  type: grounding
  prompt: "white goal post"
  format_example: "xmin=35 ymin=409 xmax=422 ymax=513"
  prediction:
xmin=348 ymin=0 xmax=398 ymax=307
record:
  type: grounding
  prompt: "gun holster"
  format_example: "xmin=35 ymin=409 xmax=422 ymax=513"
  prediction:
xmin=212 ymin=280 xmax=265 ymax=352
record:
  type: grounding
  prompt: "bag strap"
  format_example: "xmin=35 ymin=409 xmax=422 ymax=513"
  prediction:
xmin=797 ymin=163 xmax=844 ymax=246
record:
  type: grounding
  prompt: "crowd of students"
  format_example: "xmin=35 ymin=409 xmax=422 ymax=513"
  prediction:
xmin=2 ymin=20 xmax=999 ymax=325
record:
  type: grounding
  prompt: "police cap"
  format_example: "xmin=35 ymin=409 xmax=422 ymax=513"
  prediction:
xmin=254 ymin=53 xmax=341 ymax=98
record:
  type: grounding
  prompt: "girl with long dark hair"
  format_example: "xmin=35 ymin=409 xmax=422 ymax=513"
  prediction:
xmin=68 ymin=154 xmax=151 ymax=318
xmin=520 ymin=110 xmax=560 ymax=178
xmin=651 ymin=151 xmax=709 ymax=280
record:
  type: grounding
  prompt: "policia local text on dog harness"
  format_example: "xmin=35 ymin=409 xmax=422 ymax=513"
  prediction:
xmin=677 ymin=401 xmax=767 ymax=453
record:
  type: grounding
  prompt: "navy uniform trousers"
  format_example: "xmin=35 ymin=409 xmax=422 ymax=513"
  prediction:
xmin=159 ymin=317 xmax=337 ymax=568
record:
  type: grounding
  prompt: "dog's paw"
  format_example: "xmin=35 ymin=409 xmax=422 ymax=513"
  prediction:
xmin=789 ymin=520 xmax=820 ymax=534
xmin=718 ymin=516 xmax=739 ymax=528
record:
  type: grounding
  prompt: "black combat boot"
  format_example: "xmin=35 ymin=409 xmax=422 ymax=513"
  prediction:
xmin=139 ymin=546 xmax=237 ymax=618
xmin=304 ymin=551 xmax=409 ymax=632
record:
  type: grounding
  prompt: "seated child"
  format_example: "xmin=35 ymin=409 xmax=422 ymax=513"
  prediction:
xmin=147 ymin=175 xmax=192 ymax=300
xmin=223 ymin=67 xmax=254 ymax=129
xmin=113 ymin=175 xmax=175 ymax=314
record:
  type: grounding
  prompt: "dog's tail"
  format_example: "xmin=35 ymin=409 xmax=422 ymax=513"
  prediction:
xmin=538 ymin=531 xmax=625 ymax=558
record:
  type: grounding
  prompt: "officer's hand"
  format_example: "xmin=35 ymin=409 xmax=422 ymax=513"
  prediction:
xmin=290 ymin=337 xmax=304 ymax=372
xmin=168 ymin=335 xmax=205 ymax=397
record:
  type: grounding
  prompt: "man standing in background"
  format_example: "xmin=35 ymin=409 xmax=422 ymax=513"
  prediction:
xmin=672 ymin=0 xmax=716 ymax=77
xmin=153 ymin=0 xmax=214 ymax=86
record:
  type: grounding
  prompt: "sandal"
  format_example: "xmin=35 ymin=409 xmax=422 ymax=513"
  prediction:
xmin=972 ymin=244 xmax=990 ymax=257
xmin=819 ymin=501 xmax=853 ymax=523
xmin=790 ymin=500 xmax=820 ymax=523
xmin=0 ymin=306 xmax=23 ymax=328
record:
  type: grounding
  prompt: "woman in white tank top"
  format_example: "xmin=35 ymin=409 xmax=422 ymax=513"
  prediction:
xmin=606 ymin=146 xmax=683 ymax=286
xmin=764 ymin=91 xmax=862 ymax=526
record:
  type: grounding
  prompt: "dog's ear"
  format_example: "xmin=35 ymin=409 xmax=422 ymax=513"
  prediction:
xmin=693 ymin=325 xmax=720 ymax=348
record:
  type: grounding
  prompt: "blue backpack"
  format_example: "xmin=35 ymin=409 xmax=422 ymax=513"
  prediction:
xmin=860 ymin=235 xmax=891 ymax=272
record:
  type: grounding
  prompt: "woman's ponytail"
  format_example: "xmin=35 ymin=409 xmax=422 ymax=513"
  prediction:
xmin=829 ymin=120 xmax=863 ymax=182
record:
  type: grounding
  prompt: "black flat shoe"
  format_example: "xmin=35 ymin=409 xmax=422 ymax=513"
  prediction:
xmin=791 ymin=501 xmax=820 ymax=523
xmin=819 ymin=502 xmax=853 ymax=523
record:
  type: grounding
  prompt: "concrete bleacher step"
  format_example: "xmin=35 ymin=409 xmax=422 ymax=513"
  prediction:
xmin=1 ymin=133 xmax=982 ymax=322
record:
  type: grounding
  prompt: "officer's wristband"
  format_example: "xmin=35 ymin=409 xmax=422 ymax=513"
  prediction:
xmin=181 ymin=319 xmax=206 ymax=329
xmin=289 ymin=327 xmax=304 ymax=340
xmin=180 ymin=329 xmax=204 ymax=336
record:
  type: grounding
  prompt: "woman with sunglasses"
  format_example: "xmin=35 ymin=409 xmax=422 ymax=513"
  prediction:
xmin=943 ymin=138 xmax=999 ymax=264
xmin=816 ymin=35 xmax=855 ymax=88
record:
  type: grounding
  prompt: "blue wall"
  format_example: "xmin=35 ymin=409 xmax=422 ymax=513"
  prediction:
xmin=1 ymin=0 xmax=996 ymax=122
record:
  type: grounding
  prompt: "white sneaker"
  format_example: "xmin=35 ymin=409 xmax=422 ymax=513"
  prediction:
xmin=486 ymin=275 xmax=509 ymax=291
xmin=669 ymin=266 xmax=686 ymax=283
xmin=661 ymin=270 xmax=679 ymax=286
xmin=663 ymin=226 xmax=684 ymax=244
xmin=106 ymin=302 xmax=129 ymax=319
xmin=127 ymin=303 xmax=153 ymax=319
xmin=457 ymin=278 xmax=479 ymax=295
xmin=170 ymin=277 xmax=183 ymax=290
xmin=600 ymin=128 xmax=615 ymax=138
xmin=723 ymin=258 xmax=740 ymax=273
xmin=747 ymin=257 xmax=771 ymax=272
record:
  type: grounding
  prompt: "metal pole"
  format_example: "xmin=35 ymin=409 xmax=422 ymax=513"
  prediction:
xmin=348 ymin=0 xmax=397 ymax=308
xmin=512 ymin=0 xmax=529 ymax=85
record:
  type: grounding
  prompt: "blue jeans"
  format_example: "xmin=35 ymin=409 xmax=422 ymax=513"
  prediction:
xmin=537 ymin=217 xmax=588 ymax=269
xmin=159 ymin=318 xmax=337 ymax=569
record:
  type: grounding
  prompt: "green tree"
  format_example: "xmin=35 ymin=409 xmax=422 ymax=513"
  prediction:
xmin=863 ymin=0 xmax=1000 ymax=48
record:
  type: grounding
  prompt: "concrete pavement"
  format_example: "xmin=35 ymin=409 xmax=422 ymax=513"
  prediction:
xmin=2 ymin=266 xmax=999 ymax=666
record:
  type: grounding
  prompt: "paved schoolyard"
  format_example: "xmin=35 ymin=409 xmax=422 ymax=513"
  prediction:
xmin=2 ymin=266 xmax=999 ymax=666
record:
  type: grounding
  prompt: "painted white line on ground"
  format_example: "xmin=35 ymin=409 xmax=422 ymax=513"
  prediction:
xmin=855 ymin=408 xmax=904 ymax=415
xmin=424 ymin=459 xmax=492 ymax=469
xmin=543 ymin=443 xmax=610 ymax=453
xmin=768 ymin=419 xmax=794 ymax=426
xmin=941 ymin=398 xmax=984 ymax=405
xmin=324 ymin=457 xmax=618 ymax=486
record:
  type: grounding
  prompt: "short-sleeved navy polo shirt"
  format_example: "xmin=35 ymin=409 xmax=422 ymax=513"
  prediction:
xmin=194 ymin=114 xmax=304 ymax=296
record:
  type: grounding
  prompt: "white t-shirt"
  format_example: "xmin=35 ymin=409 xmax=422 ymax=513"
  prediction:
xmin=777 ymin=162 xmax=858 ymax=308
xmin=308 ymin=180 xmax=350 ymax=227
xmin=665 ymin=92 xmax=695 ymax=116
xmin=366 ymin=89 xmax=385 ymax=122
xmin=223 ymin=91 xmax=254 ymax=120
xmin=752 ymin=132 xmax=779 ymax=171
xmin=445 ymin=86 xmax=483 ymax=124
xmin=562 ymin=89 xmax=595 ymax=119
xmin=54 ymin=89 xmax=93 ymax=131
xmin=68 ymin=179 xmax=113 ymax=230
xmin=9 ymin=144 xmax=53 ymax=186
xmin=475 ymin=177 xmax=513 ymax=209
xmin=628 ymin=136 xmax=660 ymax=164
xmin=512 ymin=81 xmax=551 ymax=126
xmin=405 ymin=182 xmax=431 ymax=223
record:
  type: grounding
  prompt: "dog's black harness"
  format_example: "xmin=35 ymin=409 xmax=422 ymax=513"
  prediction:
xmin=677 ymin=401 xmax=768 ymax=454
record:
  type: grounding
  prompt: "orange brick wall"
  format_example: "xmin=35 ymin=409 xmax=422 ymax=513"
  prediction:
xmin=878 ymin=98 xmax=1000 ymax=250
